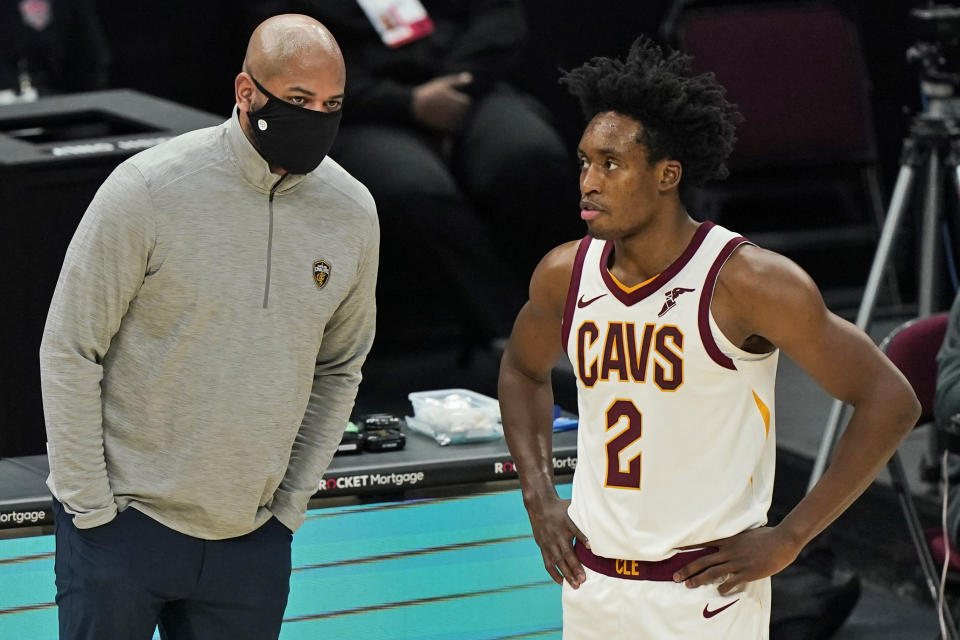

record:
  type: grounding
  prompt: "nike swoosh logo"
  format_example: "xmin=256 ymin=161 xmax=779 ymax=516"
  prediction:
xmin=702 ymin=599 xmax=739 ymax=618
xmin=577 ymin=293 xmax=607 ymax=308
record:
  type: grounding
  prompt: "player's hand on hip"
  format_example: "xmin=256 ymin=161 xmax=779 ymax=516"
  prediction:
xmin=526 ymin=496 xmax=588 ymax=589
xmin=671 ymin=526 xmax=800 ymax=596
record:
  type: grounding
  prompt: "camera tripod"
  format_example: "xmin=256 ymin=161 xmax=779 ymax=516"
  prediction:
xmin=809 ymin=95 xmax=960 ymax=637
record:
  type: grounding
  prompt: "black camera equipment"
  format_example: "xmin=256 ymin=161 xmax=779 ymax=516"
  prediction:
xmin=335 ymin=423 xmax=364 ymax=455
xmin=360 ymin=414 xmax=406 ymax=453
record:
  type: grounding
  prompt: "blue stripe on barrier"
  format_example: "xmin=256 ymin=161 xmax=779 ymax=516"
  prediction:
xmin=0 ymin=486 xmax=572 ymax=639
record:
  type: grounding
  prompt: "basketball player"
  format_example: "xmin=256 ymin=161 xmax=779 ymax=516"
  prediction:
xmin=498 ymin=37 xmax=919 ymax=638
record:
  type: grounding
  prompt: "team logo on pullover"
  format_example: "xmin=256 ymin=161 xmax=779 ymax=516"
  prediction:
xmin=313 ymin=259 xmax=332 ymax=289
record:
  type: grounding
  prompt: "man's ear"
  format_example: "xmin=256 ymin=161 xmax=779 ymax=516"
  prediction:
xmin=235 ymin=72 xmax=257 ymax=111
xmin=659 ymin=160 xmax=682 ymax=191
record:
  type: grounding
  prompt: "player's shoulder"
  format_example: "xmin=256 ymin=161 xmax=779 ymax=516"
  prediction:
xmin=718 ymin=242 xmax=821 ymax=309
xmin=529 ymin=238 xmax=586 ymax=311
xmin=539 ymin=238 xmax=583 ymax=273
xmin=711 ymin=242 xmax=828 ymax=348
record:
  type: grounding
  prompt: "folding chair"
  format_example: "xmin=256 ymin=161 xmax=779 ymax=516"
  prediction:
xmin=881 ymin=312 xmax=958 ymax=637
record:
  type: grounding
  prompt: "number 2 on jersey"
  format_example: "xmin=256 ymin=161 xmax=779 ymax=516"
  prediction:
xmin=605 ymin=400 xmax=643 ymax=489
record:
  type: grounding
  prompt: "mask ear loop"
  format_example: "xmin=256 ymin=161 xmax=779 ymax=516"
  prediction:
xmin=247 ymin=74 xmax=276 ymax=102
xmin=244 ymin=74 xmax=275 ymax=135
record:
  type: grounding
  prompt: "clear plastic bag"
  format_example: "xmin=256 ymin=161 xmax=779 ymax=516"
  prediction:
xmin=406 ymin=389 xmax=502 ymax=445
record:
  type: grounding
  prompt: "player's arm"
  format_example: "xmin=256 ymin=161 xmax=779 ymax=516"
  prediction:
xmin=674 ymin=245 xmax=920 ymax=594
xmin=499 ymin=240 xmax=588 ymax=588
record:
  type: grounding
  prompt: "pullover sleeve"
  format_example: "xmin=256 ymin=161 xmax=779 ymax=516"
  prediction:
xmin=937 ymin=293 xmax=960 ymax=427
xmin=269 ymin=210 xmax=380 ymax=532
xmin=39 ymin=161 xmax=154 ymax=529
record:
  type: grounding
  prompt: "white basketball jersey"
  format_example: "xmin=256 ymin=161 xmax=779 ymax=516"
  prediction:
xmin=563 ymin=222 xmax=778 ymax=561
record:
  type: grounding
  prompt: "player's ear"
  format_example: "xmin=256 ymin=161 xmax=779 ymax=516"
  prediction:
xmin=658 ymin=160 xmax=682 ymax=191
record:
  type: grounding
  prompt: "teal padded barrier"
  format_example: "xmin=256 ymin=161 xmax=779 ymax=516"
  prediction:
xmin=0 ymin=486 xmax=571 ymax=639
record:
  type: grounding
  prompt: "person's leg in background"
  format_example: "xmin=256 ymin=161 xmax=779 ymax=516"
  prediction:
xmin=455 ymin=88 xmax=582 ymax=281
xmin=331 ymin=124 xmax=526 ymax=343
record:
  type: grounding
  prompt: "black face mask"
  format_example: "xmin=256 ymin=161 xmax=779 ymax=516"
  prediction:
xmin=245 ymin=75 xmax=342 ymax=175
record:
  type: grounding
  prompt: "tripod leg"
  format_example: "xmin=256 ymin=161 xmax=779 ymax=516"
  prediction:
xmin=917 ymin=154 xmax=948 ymax=485
xmin=919 ymin=151 xmax=943 ymax=318
xmin=864 ymin=165 xmax=903 ymax=307
xmin=854 ymin=164 xmax=919 ymax=329
xmin=809 ymin=162 xmax=917 ymax=490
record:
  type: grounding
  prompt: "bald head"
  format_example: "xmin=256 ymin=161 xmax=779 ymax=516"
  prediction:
xmin=243 ymin=14 xmax=344 ymax=82
xmin=234 ymin=14 xmax=347 ymax=167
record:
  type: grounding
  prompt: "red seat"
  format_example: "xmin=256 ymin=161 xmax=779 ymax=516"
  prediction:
xmin=881 ymin=313 xmax=957 ymax=636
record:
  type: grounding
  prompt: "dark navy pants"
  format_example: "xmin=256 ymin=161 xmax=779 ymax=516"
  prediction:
xmin=52 ymin=501 xmax=292 ymax=640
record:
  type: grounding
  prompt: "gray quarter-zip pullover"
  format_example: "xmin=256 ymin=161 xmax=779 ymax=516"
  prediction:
xmin=39 ymin=109 xmax=378 ymax=539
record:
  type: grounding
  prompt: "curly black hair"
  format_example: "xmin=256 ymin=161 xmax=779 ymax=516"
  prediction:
xmin=560 ymin=36 xmax=742 ymax=187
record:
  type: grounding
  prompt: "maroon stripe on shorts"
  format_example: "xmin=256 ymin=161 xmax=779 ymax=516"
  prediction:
xmin=574 ymin=540 xmax=717 ymax=582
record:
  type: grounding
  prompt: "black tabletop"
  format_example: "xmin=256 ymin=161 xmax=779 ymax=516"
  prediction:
xmin=0 ymin=428 xmax=579 ymax=531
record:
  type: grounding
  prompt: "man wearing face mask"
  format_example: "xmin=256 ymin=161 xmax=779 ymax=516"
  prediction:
xmin=39 ymin=14 xmax=378 ymax=640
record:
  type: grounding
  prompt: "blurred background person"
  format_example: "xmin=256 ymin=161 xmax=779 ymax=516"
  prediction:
xmin=244 ymin=0 xmax=581 ymax=349
xmin=0 ymin=0 xmax=109 ymax=103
